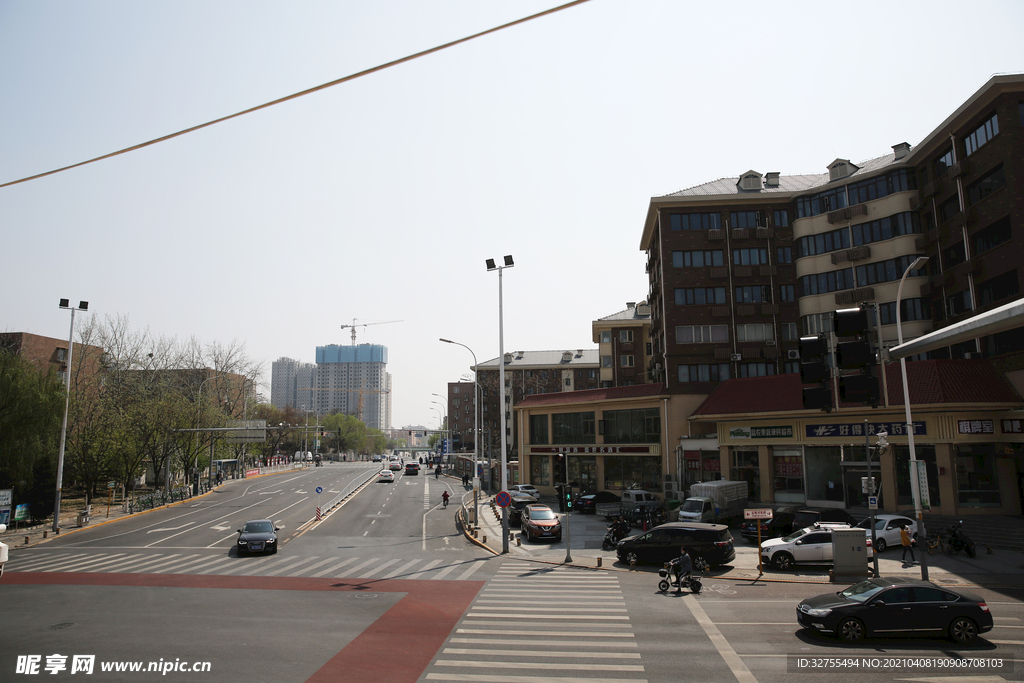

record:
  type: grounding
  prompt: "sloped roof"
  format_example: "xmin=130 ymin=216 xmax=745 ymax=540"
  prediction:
xmin=516 ymin=383 xmax=668 ymax=408
xmin=597 ymin=307 xmax=651 ymax=322
xmin=691 ymin=360 xmax=1022 ymax=418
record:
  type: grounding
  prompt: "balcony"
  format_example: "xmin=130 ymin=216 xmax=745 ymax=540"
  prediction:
xmin=826 ymin=204 xmax=868 ymax=224
xmin=710 ymin=266 xmax=729 ymax=279
xmin=756 ymin=227 xmax=772 ymax=239
xmin=708 ymin=229 xmax=726 ymax=241
xmin=712 ymin=306 xmax=730 ymax=317
xmin=760 ymin=303 xmax=779 ymax=315
xmin=759 ymin=264 xmax=776 ymax=276
xmin=831 ymin=245 xmax=872 ymax=265
xmin=714 ymin=347 xmax=734 ymax=360
xmin=737 ymin=305 xmax=756 ymax=316
xmin=734 ymin=265 xmax=753 ymax=277
xmin=732 ymin=228 xmax=750 ymax=240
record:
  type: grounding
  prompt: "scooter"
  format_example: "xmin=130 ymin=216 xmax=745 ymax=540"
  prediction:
xmin=945 ymin=520 xmax=976 ymax=558
xmin=601 ymin=522 xmax=631 ymax=551
xmin=658 ymin=559 xmax=702 ymax=594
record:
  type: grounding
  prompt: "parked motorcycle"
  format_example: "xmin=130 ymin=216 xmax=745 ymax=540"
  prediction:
xmin=658 ymin=557 xmax=703 ymax=594
xmin=945 ymin=520 xmax=976 ymax=558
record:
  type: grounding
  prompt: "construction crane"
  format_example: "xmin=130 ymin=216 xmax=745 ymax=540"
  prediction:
xmin=339 ymin=318 xmax=404 ymax=345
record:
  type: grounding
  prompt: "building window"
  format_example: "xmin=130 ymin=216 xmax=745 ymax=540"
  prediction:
xmin=855 ymin=254 xmax=927 ymax=287
xmin=675 ymin=325 xmax=729 ymax=344
xmin=551 ymin=411 xmax=595 ymax=444
xmin=739 ymin=363 xmax=775 ymax=378
xmin=776 ymin=246 xmax=792 ymax=264
xmin=780 ymin=284 xmax=795 ymax=302
xmin=529 ymin=415 xmax=548 ymax=444
xmin=619 ymin=330 xmax=634 ymax=343
xmin=945 ymin=289 xmax=973 ymax=317
xmin=851 ymin=212 xmax=921 ymax=247
xmin=600 ymin=330 xmax=612 ymax=343
xmin=675 ymin=287 xmax=726 ymax=305
xmin=730 ymin=210 xmax=764 ymax=229
xmin=735 ymin=285 xmax=771 ymax=304
xmin=732 ymin=248 xmax=769 ymax=265
xmin=846 ymin=169 xmax=915 ymax=205
xmin=935 ymin=148 xmax=954 ymax=178
xmin=879 ymin=298 xmax=926 ymax=326
xmin=800 ymin=268 xmax=854 ymax=296
xmin=797 ymin=228 xmax=851 ymax=258
xmin=672 ymin=250 xmax=724 ymax=267
xmin=801 ymin=312 xmax=834 ymax=336
xmin=620 ymin=355 xmax=635 ymax=368
xmin=783 ymin=361 xmax=800 ymax=374
xmin=967 ymin=165 xmax=1006 ymax=207
xmin=942 ymin=240 xmax=967 ymax=269
xmin=603 ymin=407 xmax=661 ymax=444
xmin=938 ymin=196 xmax=960 ymax=224
xmin=602 ymin=355 xmax=612 ymax=368
xmin=670 ymin=212 xmax=722 ymax=231
xmin=796 ymin=186 xmax=848 ymax=219
xmin=974 ymin=216 xmax=1012 ymax=255
xmin=978 ymin=269 xmax=1020 ymax=307
xmin=588 ymin=369 xmax=596 ymax=378
xmin=773 ymin=209 xmax=789 ymax=227
xmin=964 ymin=112 xmax=999 ymax=156
xmin=781 ymin=322 xmax=798 ymax=341
xmin=678 ymin=364 xmax=730 ymax=383
xmin=736 ymin=324 xmax=774 ymax=342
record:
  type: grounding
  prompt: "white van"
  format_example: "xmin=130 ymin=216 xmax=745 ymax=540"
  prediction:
xmin=619 ymin=490 xmax=659 ymax=510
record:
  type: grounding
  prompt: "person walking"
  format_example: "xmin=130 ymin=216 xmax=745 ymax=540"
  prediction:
xmin=900 ymin=525 xmax=916 ymax=564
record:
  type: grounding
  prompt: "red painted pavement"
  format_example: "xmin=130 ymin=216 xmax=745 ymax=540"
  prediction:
xmin=5 ymin=572 xmax=484 ymax=683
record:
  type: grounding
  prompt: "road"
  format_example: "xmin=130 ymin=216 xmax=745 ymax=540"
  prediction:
xmin=3 ymin=462 xmax=1022 ymax=683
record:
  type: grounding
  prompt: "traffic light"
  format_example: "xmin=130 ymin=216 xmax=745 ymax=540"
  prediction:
xmin=564 ymin=484 xmax=573 ymax=511
xmin=799 ymin=335 xmax=832 ymax=412
xmin=833 ymin=306 xmax=879 ymax=407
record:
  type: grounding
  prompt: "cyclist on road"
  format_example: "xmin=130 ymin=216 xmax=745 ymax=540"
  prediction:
xmin=442 ymin=491 xmax=450 ymax=508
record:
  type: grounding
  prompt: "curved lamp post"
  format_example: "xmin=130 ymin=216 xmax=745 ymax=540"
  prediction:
xmin=440 ymin=338 xmax=481 ymax=529
xmin=486 ymin=255 xmax=513 ymax=553
xmin=53 ymin=299 xmax=89 ymax=533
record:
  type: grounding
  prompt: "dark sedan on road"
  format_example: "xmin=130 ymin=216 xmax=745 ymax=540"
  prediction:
xmin=797 ymin=577 xmax=993 ymax=644
xmin=739 ymin=507 xmax=798 ymax=543
xmin=236 ymin=519 xmax=279 ymax=555
xmin=573 ymin=491 xmax=620 ymax=514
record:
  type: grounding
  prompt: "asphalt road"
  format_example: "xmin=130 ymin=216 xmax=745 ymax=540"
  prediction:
xmin=4 ymin=463 xmax=1023 ymax=683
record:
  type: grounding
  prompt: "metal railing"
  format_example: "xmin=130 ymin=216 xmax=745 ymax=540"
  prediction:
xmin=319 ymin=468 xmax=379 ymax=516
xmin=122 ymin=484 xmax=205 ymax=514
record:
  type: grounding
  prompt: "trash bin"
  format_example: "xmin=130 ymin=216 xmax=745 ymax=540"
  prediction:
xmin=77 ymin=505 xmax=91 ymax=527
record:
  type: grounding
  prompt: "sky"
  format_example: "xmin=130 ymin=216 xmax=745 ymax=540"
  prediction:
xmin=2 ymin=1 xmax=1022 ymax=430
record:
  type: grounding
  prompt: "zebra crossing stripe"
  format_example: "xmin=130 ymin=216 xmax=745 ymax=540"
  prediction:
xmin=87 ymin=554 xmax=170 ymax=573
xmin=307 ymin=557 xmax=359 ymax=578
xmin=360 ymin=558 xmax=401 ymax=577
xmin=7 ymin=554 xmax=89 ymax=572
xmin=262 ymin=556 xmax=321 ymax=577
xmin=44 ymin=554 xmax=129 ymax=572
xmin=133 ymin=555 xmax=200 ymax=573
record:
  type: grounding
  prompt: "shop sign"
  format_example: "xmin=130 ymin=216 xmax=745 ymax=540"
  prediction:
xmin=1002 ymin=419 xmax=1023 ymax=434
xmin=704 ymin=459 xmax=721 ymax=472
xmin=775 ymin=455 xmax=802 ymax=476
xmin=805 ymin=421 xmax=926 ymax=438
xmin=958 ymin=419 xmax=994 ymax=435
xmin=729 ymin=425 xmax=793 ymax=439
xmin=530 ymin=446 xmax=653 ymax=454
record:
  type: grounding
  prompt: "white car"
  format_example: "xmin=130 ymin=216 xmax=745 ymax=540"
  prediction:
xmin=378 ymin=470 xmax=395 ymax=482
xmin=510 ymin=484 xmax=540 ymax=497
xmin=855 ymin=514 xmax=917 ymax=553
xmin=760 ymin=523 xmax=872 ymax=571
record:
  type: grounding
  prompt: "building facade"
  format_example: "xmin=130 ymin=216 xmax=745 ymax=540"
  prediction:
xmin=270 ymin=357 xmax=315 ymax=412
xmin=592 ymin=302 xmax=654 ymax=387
xmin=314 ymin=344 xmax=391 ymax=431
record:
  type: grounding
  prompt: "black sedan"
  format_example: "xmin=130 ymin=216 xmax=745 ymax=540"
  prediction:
xmin=236 ymin=519 xmax=279 ymax=555
xmin=739 ymin=508 xmax=797 ymax=543
xmin=797 ymin=577 xmax=993 ymax=645
xmin=573 ymin=491 xmax=621 ymax=514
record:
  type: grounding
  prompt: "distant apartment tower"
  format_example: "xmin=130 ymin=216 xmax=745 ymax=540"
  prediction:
xmin=315 ymin=344 xmax=392 ymax=430
xmin=270 ymin=357 xmax=316 ymax=411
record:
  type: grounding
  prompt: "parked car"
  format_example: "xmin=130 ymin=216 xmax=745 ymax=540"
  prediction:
xmin=510 ymin=484 xmax=540 ymax=497
xmin=508 ymin=492 xmax=538 ymax=527
xmin=573 ymin=491 xmax=621 ymax=514
xmin=378 ymin=470 xmax=395 ymax=482
xmin=797 ymin=577 xmax=993 ymax=644
xmin=739 ymin=507 xmax=798 ymax=543
xmin=520 ymin=504 xmax=562 ymax=542
xmin=760 ymin=523 xmax=872 ymax=571
xmin=791 ymin=507 xmax=858 ymax=529
xmin=855 ymin=514 xmax=916 ymax=553
xmin=236 ymin=519 xmax=279 ymax=555
xmin=615 ymin=522 xmax=735 ymax=568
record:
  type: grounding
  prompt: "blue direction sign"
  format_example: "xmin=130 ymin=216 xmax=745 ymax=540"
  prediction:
xmin=495 ymin=491 xmax=511 ymax=508
xmin=315 ymin=486 xmax=323 ymax=495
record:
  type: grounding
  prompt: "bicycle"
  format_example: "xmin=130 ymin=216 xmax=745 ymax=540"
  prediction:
xmin=442 ymin=496 xmax=449 ymax=509
xmin=926 ymin=531 xmax=944 ymax=555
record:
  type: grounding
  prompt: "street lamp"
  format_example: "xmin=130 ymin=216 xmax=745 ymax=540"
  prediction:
xmin=53 ymin=299 xmax=89 ymax=533
xmin=196 ymin=373 xmax=224 ymax=494
xmin=486 ymin=254 xmax=513 ymax=553
xmin=440 ymin=338 xmax=481 ymax=529
xmin=896 ymin=255 xmax=929 ymax=580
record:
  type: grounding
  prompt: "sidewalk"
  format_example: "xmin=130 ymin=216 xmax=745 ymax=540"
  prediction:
xmin=459 ymin=487 xmax=1024 ymax=588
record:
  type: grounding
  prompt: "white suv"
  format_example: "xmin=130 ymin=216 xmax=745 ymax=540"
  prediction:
xmin=760 ymin=523 xmax=872 ymax=571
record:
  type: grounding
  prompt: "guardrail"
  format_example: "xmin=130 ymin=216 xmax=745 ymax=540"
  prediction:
xmin=319 ymin=468 xmax=380 ymax=516
xmin=122 ymin=484 xmax=207 ymax=514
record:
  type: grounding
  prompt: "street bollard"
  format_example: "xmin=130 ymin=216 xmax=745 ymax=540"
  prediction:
xmin=482 ymin=535 xmax=487 ymax=544
xmin=25 ymin=536 xmax=29 ymax=545
xmin=516 ymin=536 xmax=521 ymax=546
xmin=43 ymin=530 xmax=48 ymax=538
xmin=597 ymin=557 xmax=602 ymax=568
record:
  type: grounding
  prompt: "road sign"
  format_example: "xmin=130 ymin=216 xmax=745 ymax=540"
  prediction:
xmin=744 ymin=509 xmax=773 ymax=520
xmin=868 ymin=495 xmax=879 ymax=510
xmin=315 ymin=486 xmax=323 ymax=495
xmin=495 ymin=491 xmax=511 ymax=508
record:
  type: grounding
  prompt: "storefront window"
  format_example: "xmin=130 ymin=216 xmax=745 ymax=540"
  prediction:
xmin=603 ymin=408 xmax=661 ymax=443
xmin=552 ymin=411 xmax=595 ymax=444
xmin=730 ymin=449 xmax=760 ymax=502
xmin=956 ymin=444 xmax=1000 ymax=507
xmin=893 ymin=446 xmax=940 ymax=508
xmin=604 ymin=455 xmax=662 ymax=492
xmin=528 ymin=454 xmax=551 ymax=487
xmin=805 ymin=447 xmax=843 ymax=502
xmin=529 ymin=414 xmax=549 ymax=444
xmin=772 ymin=448 xmax=805 ymax=504
xmin=567 ymin=455 xmax=597 ymax=493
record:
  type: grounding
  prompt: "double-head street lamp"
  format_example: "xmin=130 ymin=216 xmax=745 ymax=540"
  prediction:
xmin=896 ymin=255 xmax=930 ymax=580
xmin=439 ymin=338 xmax=481 ymax=527
xmin=486 ymin=255 xmax=513 ymax=554
xmin=196 ymin=373 xmax=225 ymax=493
xmin=53 ymin=299 xmax=89 ymax=532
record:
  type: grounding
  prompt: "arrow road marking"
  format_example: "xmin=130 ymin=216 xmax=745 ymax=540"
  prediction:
xmin=147 ymin=522 xmax=195 ymax=534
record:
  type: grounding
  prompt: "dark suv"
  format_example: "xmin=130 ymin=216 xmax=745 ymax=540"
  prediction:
xmin=616 ymin=522 xmax=735 ymax=568
xmin=792 ymin=507 xmax=857 ymax=529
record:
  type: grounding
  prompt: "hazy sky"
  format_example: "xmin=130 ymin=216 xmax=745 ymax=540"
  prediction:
xmin=2 ymin=1 xmax=1022 ymax=429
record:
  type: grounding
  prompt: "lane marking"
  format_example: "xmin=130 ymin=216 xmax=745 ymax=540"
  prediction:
xmin=682 ymin=596 xmax=759 ymax=683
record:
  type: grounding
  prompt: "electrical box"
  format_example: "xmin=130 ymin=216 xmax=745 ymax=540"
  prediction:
xmin=831 ymin=529 xmax=870 ymax=579
xmin=860 ymin=476 xmax=876 ymax=494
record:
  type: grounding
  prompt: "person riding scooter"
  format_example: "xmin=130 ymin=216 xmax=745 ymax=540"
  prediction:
xmin=668 ymin=547 xmax=692 ymax=591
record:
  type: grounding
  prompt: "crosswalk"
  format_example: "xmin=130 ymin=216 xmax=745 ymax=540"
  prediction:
xmin=423 ymin=560 xmax=647 ymax=683
xmin=3 ymin=551 xmax=490 ymax=581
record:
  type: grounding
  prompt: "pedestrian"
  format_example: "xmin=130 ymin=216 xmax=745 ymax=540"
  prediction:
xmin=900 ymin=525 xmax=916 ymax=564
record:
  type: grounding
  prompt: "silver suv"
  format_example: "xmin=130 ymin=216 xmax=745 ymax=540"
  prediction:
xmin=760 ymin=523 xmax=872 ymax=571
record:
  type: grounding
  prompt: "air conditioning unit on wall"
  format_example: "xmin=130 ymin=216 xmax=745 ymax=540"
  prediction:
xmin=730 ymin=353 xmax=742 ymax=361
xmin=787 ymin=349 xmax=801 ymax=360
xmin=765 ymin=340 xmax=777 ymax=346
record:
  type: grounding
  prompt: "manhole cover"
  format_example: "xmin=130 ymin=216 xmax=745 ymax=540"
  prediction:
xmin=48 ymin=623 xmax=74 ymax=630
xmin=354 ymin=594 xmax=379 ymax=600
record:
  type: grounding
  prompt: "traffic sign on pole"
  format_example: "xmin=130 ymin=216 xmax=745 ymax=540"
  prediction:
xmin=495 ymin=491 xmax=511 ymax=508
